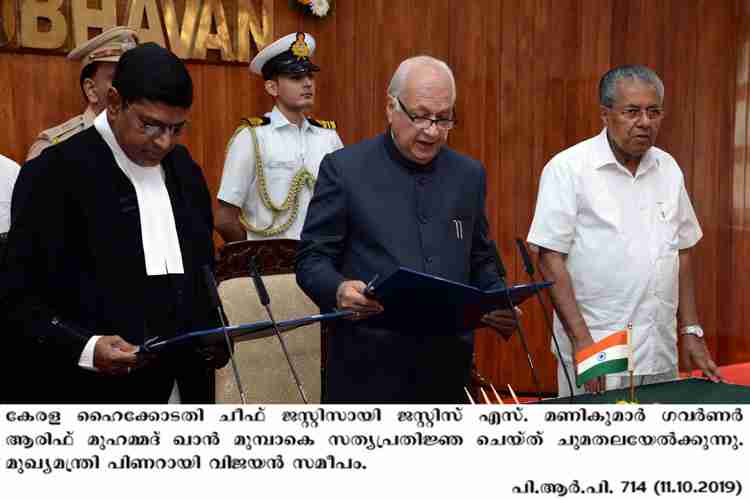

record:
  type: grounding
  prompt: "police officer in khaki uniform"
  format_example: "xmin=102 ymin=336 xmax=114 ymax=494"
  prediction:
xmin=216 ymin=32 xmax=343 ymax=242
xmin=26 ymin=27 xmax=138 ymax=161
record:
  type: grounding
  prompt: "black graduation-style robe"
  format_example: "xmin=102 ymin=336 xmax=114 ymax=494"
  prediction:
xmin=0 ymin=127 xmax=220 ymax=403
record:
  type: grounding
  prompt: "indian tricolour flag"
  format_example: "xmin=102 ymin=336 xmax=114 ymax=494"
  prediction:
xmin=576 ymin=329 xmax=631 ymax=386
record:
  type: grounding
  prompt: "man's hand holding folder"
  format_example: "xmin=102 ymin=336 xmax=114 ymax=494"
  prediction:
xmin=336 ymin=279 xmax=384 ymax=320
xmin=481 ymin=309 xmax=519 ymax=340
xmin=356 ymin=267 xmax=551 ymax=333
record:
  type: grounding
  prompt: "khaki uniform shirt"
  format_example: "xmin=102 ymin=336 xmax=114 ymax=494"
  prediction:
xmin=26 ymin=107 xmax=98 ymax=161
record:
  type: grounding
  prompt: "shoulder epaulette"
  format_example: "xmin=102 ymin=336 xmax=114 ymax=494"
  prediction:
xmin=308 ymin=118 xmax=337 ymax=130
xmin=241 ymin=116 xmax=271 ymax=128
xmin=225 ymin=116 xmax=271 ymax=153
xmin=41 ymin=114 xmax=86 ymax=145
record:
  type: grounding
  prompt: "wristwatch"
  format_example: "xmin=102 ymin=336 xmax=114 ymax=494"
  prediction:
xmin=680 ymin=325 xmax=704 ymax=338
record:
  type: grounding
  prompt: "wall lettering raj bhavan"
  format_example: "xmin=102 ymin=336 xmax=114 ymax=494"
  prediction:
xmin=0 ymin=0 xmax=273 ymax=62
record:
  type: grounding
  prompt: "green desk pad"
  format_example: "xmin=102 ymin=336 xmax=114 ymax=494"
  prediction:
xmin=538 ymin=378 xmax=750 ymax=404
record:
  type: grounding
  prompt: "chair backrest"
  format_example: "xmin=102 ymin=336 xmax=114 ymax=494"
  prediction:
xmin=214 ymin=239 xmax=321 ymax=403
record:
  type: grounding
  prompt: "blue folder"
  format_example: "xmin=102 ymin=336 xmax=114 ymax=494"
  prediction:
xmin=140 ymin=310 xmax=353 ymax=354
xmin=366 ymin=267 xmax=553 ymax=332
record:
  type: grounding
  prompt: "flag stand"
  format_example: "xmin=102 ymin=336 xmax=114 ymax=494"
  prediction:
xmin=627 ymin=322 xmax=636 ymax=403
xmin=629 ymin=370 xmax=635 ymax=402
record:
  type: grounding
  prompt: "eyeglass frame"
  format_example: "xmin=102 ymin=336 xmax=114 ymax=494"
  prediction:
xmin=606 ymin=104 xmax=665 ymax=122
xmin=393 ymin=95 xmax=457 ymax=131
xmin=124 ymin=102 xmax=189 ymax=138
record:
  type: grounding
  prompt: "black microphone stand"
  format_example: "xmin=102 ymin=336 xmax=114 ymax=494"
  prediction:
xmin=491 ymin=241 xmax=543 ymax=402
xmin=514 ymin=238 xmax=575 ymax=402
xmin=202 ymin=265 xmax=248 ymax=404
xmin=248 ymin=256 xmax=308 ymax=403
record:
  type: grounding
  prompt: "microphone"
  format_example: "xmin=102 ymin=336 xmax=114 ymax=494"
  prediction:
xmin=491 ymin=239 xmax=507 ymax=280
xmin=490 ymin=241 xmax=543 ymax=401
xmin=516 ymin=236 xmax=535 ymax=276
xmin=250 ymin=259 xmax=270 ymax=306
xmin=248 ymin=256 xmax=308 ymax=403
xmin=202 ymin=265 xmax=248 ymax=404
xmin=514 ymin=238 xmax=575 ymax=402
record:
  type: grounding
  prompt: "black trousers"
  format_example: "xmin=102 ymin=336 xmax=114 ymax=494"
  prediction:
xmin=324 ymin=324 xmax=473 ymax=404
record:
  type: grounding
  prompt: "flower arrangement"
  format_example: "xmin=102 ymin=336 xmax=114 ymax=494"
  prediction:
xmin=291 ymin=0 xmax=334 ymax=19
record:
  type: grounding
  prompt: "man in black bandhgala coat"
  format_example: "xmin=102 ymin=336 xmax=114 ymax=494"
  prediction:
xmin=296 ymin=56 xmax=517 ymax=404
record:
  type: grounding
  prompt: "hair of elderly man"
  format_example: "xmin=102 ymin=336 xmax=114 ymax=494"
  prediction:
xmin=387 ymin=55 xmax=456 ymax=103
xmin=599 ymin=64 xmax=664 ymax=108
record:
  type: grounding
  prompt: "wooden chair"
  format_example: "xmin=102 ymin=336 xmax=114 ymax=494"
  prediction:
xmin=214 ymin=239 xmax=322 ymax=403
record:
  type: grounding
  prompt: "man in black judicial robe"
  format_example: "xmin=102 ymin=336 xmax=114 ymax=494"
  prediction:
xmin=296 ymin=56 xmax=517 ymax=403
xmin=0 ymin=43 xmax=227 ymax=403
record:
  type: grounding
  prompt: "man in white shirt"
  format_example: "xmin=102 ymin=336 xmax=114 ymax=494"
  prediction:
xmin=0 ymin=153 xmax=20 ymax=235
xmin=527 ymin=65 xmax=721 ymax=397
xmin=216 ymin=32 xmax=343 ymax=242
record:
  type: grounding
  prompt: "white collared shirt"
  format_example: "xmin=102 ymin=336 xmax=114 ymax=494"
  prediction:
xmin=217 ymin=106 xmax=343 ymax=240
xmin=527 ymin=128 xmax=702 ymax=375
xmin=79 ymin=113 xmax=185 ymax=384
xmin=94 ymin=111 xmax=184 ymax=276
xmin=0 ymin=153 xmax=20 ymax=233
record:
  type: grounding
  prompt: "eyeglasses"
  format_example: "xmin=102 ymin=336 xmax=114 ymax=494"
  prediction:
xmin=128 ymin=106 xmax=188 ymax=138
xmin=395 ymin=96 xmax=457 ymax=131
xmin=609 ymin=105 xmax=664 ymax=121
